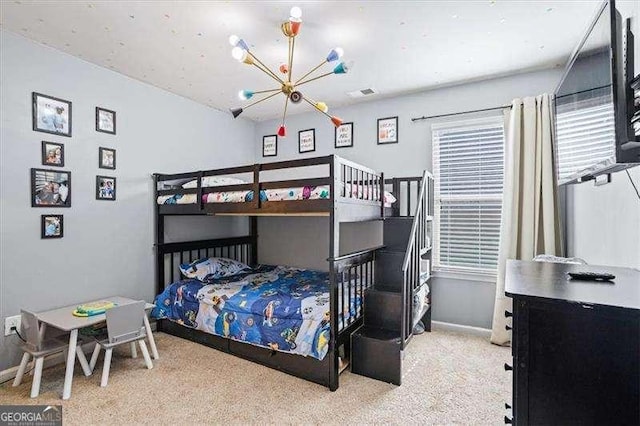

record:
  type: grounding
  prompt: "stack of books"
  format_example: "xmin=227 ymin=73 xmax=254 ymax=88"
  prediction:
xmin=632 ymin=75 xmax=640 ymax=137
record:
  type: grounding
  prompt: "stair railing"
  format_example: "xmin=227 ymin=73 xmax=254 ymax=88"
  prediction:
xmin=400 ymin=170 xmax=433 ymax=347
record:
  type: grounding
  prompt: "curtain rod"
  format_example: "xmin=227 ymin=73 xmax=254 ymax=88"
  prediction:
xmin=411 ymin=104 xmax=511 ymax=122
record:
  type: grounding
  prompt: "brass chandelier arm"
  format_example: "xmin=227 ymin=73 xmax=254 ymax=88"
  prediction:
xmin=288 ymin=36 xmax=296 ymax=83
xmin=294 ymin=60 xmax=327 ymax=86
xmin=282 ymin=95 xmax=290 ymax=125
xmin=242 ymin=91 xmax=283 ymax=110
xmin=251 ymin=61 xmax=285 ymax=85
xmin=253 ymin=88 xmax=282 ymax=95
xmin=295 ymin=71 xmax=334 ymax=87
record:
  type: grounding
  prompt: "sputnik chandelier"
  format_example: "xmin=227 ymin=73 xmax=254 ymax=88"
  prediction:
xmin=229 ymin=6 xmax=350 ymax=137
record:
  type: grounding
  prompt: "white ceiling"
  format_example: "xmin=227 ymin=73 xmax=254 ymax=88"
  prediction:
xmin=1 ymin=1 xmax=608 ymax=121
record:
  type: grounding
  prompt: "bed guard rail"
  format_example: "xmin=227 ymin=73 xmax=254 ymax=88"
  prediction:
xmin=154 ymin=155 xmax=385 ymax=212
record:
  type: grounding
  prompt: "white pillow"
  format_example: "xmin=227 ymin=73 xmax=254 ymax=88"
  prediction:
xmin=182 ymin=176 xmax=246 ymax=189
xmin=179 ymin=257 xmax=251 ymax=281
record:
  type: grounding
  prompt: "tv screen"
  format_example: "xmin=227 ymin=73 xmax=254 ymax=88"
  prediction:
xmin=554 ymin=2 xmax=617 ymax=184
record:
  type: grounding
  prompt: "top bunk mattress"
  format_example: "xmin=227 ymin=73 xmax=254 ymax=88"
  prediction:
xmin=157 ymin=184 xmax=396 ymax=206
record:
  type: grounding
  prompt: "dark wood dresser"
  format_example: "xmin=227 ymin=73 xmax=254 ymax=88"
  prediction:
xmin=504 ymin=260 xmax=640 ymax=425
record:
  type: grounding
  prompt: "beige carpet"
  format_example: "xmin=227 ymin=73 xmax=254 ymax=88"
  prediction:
xmin=1 ymin=330 xmax=511 ymax=425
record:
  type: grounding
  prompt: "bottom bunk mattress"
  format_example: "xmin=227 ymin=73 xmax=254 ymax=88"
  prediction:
xmin=151 ymin=265 xmax=361 ymax=360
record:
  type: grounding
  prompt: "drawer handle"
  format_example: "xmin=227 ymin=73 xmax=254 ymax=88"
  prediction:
xmin=505 ymin=325 xmax=512 ymax=331
xmin=504 ymin=363 xmax=513 ymax=371
xmin=504 ymin=310 xmax=512 ymax=318
xmin=505 ymin=403 xmax=511 ymax=410
xmin=504 ymin=416 xmax=513 ymax=424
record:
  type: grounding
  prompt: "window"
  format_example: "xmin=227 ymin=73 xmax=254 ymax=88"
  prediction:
xmin=432 ymin=116 xmax=505 ymax=275
xmin=555 ymin=92 xmax=615 ymax=183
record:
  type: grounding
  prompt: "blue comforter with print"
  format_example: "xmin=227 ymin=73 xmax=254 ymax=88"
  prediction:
xmin=151 ymin=265 xmax=361 ymax=360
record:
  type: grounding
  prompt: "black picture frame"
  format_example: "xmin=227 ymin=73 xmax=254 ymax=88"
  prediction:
xmin=41 ymin=214 xmax=63 ymax=239
xmin=31 ymin=168 xmax=71 ymax=208
xmin=98 ymin=147 xmax=116 ymax=169
xmin=298 ymin=128 xmax=316 ymax=153
xmin=96 ymin=175 xmax=116 ymax=201
xmin=334 ymin=122 xmax=354 ymax=148
xmin=32 ymin=92 xmax=72 ymax=137
xmin=96 ymin=107 xmax=116 ymax=135
xmin=262 ymin=135 xmax=278 ymax=157
xmin=41 ymin=141 xmax=65 ymax=167
xmin=377 ymin=116 xmax=398 ymax=144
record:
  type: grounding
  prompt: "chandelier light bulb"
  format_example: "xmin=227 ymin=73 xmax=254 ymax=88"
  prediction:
xmin=229 ymin=35 xmax=240 ymax=46
xmin=231 ymin=46 xmax=245 ymax=61
xmin=290 ymin=6 xmax=302 ymax=19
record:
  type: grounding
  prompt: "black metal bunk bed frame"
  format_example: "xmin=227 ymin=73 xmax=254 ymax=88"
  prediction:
xmin=153 ymin=154 xmax=422 ymax=391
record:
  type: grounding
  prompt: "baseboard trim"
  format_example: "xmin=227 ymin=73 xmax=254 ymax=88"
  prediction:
xmin=432 ymin=321 xmax=491 ymax=338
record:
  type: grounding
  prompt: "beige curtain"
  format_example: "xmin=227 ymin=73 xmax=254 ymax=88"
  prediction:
xmin=490 ymin=94 xmax=562 ymax=345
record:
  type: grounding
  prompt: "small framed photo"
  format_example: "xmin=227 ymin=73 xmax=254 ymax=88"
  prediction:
xmin=96 ymin=107 xmax=116 ymax=134
xmin=377 ymin=116 xmax=398 ymax=145
xmin=262 ymin=135 xmax=277 ymax=157
xmin=32 ymin=92 xmax=72 ymax=137
xmin=335 ymin=122 xmax=353 ymax=148
xmin=298 ymin=128 xmax=316 ymax=153
xmin=41 ymin=141 xmax=65 ymax=167
xmin=41 ymin=214 xmax=63 ymax=239
xmin=99 ymin=147 xmax=116 ymax=169
xmin=96 ymin=176 xmax=116 ymax=200
xmin=31 ymin=168 xmax=71 ymax=207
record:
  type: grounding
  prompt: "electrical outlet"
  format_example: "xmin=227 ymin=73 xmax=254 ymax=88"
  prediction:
xmin=4 ymin=315 xmax=21 ymax=336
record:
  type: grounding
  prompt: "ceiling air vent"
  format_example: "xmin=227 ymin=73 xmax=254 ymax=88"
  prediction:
xmin=347 ymin=88 xmax=377 ymax=98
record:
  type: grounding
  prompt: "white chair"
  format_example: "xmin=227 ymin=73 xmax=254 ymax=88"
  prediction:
xmin=89 ymin=301 xmax=153 ymax=387
xmin=12 ymin=310 xmax=92 ymax=398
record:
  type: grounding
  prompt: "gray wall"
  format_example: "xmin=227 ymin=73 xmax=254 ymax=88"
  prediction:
xmin=0 ymin=31 xmax=255 ymax=371
xmin=254 ymin=67 xmax=563 ymax=329
xmin=565 ymin=2 xmax=640 ymax=269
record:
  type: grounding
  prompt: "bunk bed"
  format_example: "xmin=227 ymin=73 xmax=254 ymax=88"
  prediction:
xmin=152 ymin=155 xmax=430 ymax=391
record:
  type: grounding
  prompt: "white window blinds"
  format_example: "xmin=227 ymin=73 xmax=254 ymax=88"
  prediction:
xmin=432 ymin=116 xmax=505 ymax=274
xmin=555 ymin=98 xmax=615 ymax=183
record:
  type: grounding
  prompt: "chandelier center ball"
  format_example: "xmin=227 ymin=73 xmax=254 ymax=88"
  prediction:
xmin=282 ymin=82 xmax=295 ymax=95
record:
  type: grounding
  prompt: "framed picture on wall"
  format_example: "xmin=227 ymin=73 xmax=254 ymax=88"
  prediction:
xmin=32 ymin=92 xmax=72 ymax=137
xmin=31 ymin=168 xmax=71 ymax=207
xmin=298 ymin=128 xmax=316 ymax=153
xmin=41 ymin=214 xmax=63 ymax=239
xmin=96 ymin=176 xmax=116 ymax=200
xmin=335 ymin=122 xmax=353 ymax=148
xmin=377 ymin=116 xmax=398 ymax=144
xmin=263 ymin=135 xmax=277 ymax=157
xmin=41 ymin=141 xmax=65 ymax=167
xmin=96 ymin=107 xmax=116 ymax=135
xmin=99 ymin=147 xmax=116 ymax=169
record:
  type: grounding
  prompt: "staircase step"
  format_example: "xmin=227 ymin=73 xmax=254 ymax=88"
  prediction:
xmin=383 ymin=217 xmax=413 ymax=252
xmin=375 ymin=250 xmax=404 ymax=291
xmin=364 ymin=289 xmax=402 ymax=331
xmin=351 ymin=325 xmax=403 ymax=385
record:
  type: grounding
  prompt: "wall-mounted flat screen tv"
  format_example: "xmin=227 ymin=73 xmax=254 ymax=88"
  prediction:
xmin=554 ymin=0 xmax=638 ymax=185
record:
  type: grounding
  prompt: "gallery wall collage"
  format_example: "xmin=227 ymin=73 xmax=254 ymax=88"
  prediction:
xmin=31 ymin=92 xmax=117 ymax=239
xmin=262 ymin=116 xmax=398 ymax=157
